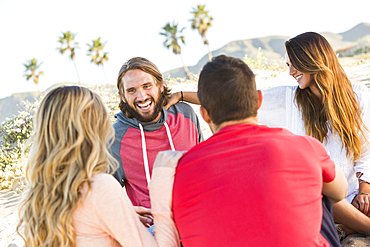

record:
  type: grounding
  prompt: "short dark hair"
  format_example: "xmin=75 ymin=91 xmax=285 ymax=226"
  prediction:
xmin=197 ymin=55 xmax=258 ymax=125
xmin=116 ymin=57 xmax=171 ymax=117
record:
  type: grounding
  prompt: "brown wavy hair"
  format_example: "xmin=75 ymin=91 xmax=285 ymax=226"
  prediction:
xmin=116 ymin=57 xmax=171 ymax=117
xmin=17 ymin=86 xmax=118 ymax=247
xmin=285 ymin=32 xmax=367 ymax=162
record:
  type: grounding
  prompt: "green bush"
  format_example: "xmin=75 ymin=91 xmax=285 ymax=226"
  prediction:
xmin=0 ymin=100 xmax=37 ymax=189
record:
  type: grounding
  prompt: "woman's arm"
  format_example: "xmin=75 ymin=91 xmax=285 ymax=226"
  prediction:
xmin=165 ymin=91 xmax=200 ymax=110
xmin=167 ymin=87 xmax=291 ymax=128
xmin=149 ymin=150 xmax=186 ymax=247
xmin=353 ymin=84 xmax=370 ymax=214
xmin=92 ymin=175 xmax=158 ymax=247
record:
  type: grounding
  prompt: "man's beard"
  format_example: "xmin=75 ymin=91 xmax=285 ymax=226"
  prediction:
xmin=125 ymin=92 xmax=165 ymax=123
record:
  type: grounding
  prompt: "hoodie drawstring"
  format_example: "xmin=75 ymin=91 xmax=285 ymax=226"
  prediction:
xmin=164 ymin=122 xmax=175 ymax=151
xmin=139 ymin=123 xmax=150 ymax=186
xmin=139 ymin=122 xmax=175 ymax=185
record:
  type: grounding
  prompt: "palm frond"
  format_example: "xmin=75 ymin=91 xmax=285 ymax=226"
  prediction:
xmin=160 ymin=21 xmax=186 ymax=55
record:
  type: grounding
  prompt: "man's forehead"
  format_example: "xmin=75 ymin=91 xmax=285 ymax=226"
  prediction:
xmin=122 ymin=69 xmax=156 ymax=88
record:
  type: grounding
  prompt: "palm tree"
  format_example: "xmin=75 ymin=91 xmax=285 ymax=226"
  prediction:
xmin=87 ymin=37 xmax=109 ymax=84
xmin=160 ymin=22 xmax=192 ymax=79
xmin=190 ymin=5 xmax=213 ymax=61
xmin=23 ymin=58 xmax=43 ymax=92
xmin=57 ymin=31 xmax=80 ymax=82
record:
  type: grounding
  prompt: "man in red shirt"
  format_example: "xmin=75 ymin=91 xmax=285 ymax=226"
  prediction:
xmin=151 ymin=55 xmax=348 ymax=246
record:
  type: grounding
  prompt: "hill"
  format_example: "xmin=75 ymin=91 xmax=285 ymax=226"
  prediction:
xmin=0 ymin=91 xmax=42 ymax=123
xmin=339 ymin=22 xmax=370 ymax=42
xmin=163 ymin=23 xmax=370 ymax=78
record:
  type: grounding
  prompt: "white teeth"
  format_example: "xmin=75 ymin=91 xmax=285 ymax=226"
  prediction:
xmin=138 ymin=101 xmax=151 ymax=108
xmin=295 ymin=75 xmax=303 ymax=81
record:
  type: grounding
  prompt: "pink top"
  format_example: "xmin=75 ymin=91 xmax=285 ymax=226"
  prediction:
xmin=72 ymin=173 xmax=158 ymax=247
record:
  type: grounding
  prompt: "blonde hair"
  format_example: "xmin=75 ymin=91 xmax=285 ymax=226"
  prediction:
xmin=285 ymin=32 xmax=367 ymax=162
xmin=17 ymin=86 xmax=118 ymax=247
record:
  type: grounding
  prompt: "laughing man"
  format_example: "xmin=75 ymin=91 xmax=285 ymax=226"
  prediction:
xmin=111 ymin=57 xmax=203 ymax=211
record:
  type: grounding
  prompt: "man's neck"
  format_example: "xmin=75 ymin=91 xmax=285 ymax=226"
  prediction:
xmin=214 ymin=117 xmax=258 ymax=134
xmin=150 ymin=111 xmax=162 ymax=123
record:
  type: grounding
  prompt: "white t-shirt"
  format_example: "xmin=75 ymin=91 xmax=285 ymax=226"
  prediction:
xmin=258 ymin=83 xmax=370 ymax=202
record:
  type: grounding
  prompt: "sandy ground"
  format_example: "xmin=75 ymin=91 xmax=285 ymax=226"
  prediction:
xmin=0 ymin=189 xmax=23 ymax=247
xmin=1 ymin=63 xmax=370 ymax=247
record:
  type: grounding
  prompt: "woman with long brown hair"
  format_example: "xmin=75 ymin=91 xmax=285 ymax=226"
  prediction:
xmin=170 ymin=32 xmax=370 ymax=241
xmin=258 ymin=32 xmax=370 ymax=240
xmin=17 ymin=86 xmax=157 ymax=246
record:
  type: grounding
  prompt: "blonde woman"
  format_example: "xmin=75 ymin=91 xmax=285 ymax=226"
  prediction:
xmin=169 ymin=32 xmax=370 ymax=241
xmin=17 ymin=86 xmax=157 ymax=247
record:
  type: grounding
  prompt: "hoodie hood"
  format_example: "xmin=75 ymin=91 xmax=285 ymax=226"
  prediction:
xmin=114 ymin=107 xmax=168 ymax=132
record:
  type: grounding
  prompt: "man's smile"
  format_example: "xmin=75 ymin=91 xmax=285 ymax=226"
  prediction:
xmin=136 ymin=99 xmax=153 ymax=112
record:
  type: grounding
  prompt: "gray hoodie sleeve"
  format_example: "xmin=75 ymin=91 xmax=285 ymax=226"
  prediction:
xmin=111 ymin=113 xmax=130 ymax=187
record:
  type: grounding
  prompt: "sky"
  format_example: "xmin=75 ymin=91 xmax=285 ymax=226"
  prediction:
xmin=1 ymin=0 xmax=370 ymax=99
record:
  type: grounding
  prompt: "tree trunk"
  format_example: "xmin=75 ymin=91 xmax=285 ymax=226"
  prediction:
xmin=206 ymin=43 xmax=212 ymax=61
xmin=102 ymin=65 xmax=108 ymax=85
xmin=179 ymin=54 xmax=192 ymax=79
xmin=73 ymin=59 xmax=81 ymax=83
xmin=33 ymin=75 xmax=39 ymax=92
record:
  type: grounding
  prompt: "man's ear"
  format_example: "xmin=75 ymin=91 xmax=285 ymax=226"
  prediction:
xmin=200 ymin=105 xmax=211 ymax=124
xmin=160 ymin=83 xmax=164 ymax=93
xmin=257 ymin=90 xmax=263 ymax=110
xmin=119 ymin=92 xmax=126 ymax=103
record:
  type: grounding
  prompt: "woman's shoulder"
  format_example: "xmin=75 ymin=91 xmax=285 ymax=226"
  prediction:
xmin=92 ymin=173 xmax=120 ymax=189
xmin=352 ymin=83 xmax=370 ymax=94
xmin=352 ymin=83 xmax=370 ymax=103
xmin=80 ymin=173 xmax=120 ymax=195
xmin=77 ymin=173 xmax=123 ymax=209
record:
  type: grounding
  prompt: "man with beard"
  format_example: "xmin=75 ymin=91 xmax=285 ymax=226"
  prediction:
xmin=111 ymin=57 xmax=203 ymax=214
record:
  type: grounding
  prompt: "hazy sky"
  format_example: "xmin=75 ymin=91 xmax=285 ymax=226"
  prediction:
xmin=1 ymin=0 xmax=370 ymax=99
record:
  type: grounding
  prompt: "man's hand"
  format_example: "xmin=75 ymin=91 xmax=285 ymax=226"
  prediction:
xmin=133 ymin=206 xmax=154 ymax=228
